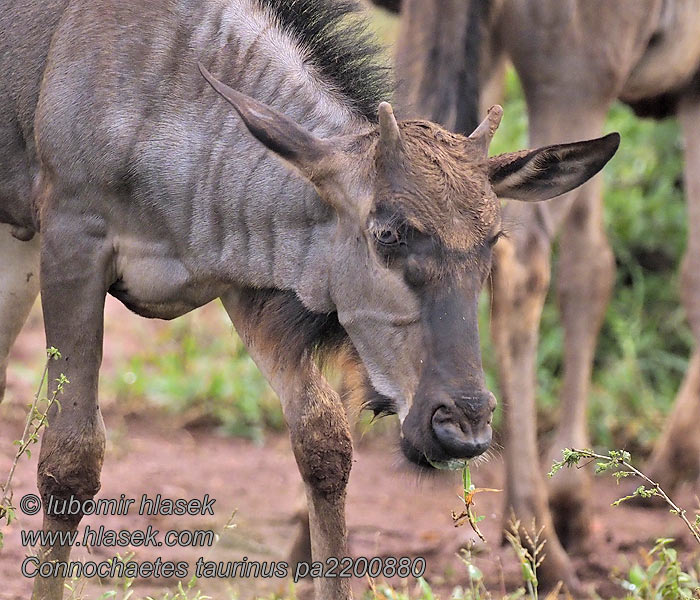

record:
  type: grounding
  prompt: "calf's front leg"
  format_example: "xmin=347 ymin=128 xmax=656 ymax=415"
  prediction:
xmin=222 ymin=289 xmax=353 ymax=600
xmin=32 ymin=204 xmax=110 ymax=600
xmin=287 ymin=372 xmax=353 ymax=600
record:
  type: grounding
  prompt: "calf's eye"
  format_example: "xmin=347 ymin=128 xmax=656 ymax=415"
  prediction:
xmin=375 ymin=228 xmax=400 ymax=247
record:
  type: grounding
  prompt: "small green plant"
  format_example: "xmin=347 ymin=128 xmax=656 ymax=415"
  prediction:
xmin=451 ymin=464 xmax=501 ymax=542
xmin=455 ymin=545 xmax=490 ymax=600
xmin=65 ymin=553 xmax=213 ymax=600
xmin=365 ymin=577 xmax=435 ymax=600
xmin=503 ymin=517 xmax=548 ymax=600
xmin=618 ymin=538 xmax=700 ymax=599
xmin=69 ymin=553 xmax=138 ymax=600
xmin=0 ymin=347 xmax=66 ymax=549
xmin=452 ymin=545 xmax=530 ymax=600
xmin=145 ymin=576 xmax=212 ymax=600
xmin=550 ymin=448 xmax=700 ymax=545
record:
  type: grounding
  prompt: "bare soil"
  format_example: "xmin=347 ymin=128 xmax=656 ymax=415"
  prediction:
xmin=1 ymin=299 xmax=698 ymax=599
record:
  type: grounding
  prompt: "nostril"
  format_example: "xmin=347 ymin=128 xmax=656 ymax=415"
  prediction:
xmin=432 ymin=406 xmax=452 ymax=424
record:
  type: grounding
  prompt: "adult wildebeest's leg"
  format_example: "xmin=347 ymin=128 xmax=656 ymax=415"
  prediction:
xmin=222 ymin=289 xmax=353 ymax=600
xmin=544 ymin=146 xmax=615 ymax=552
xmin=32 ymin=204 xmax=110 ymax=600
xmin=492 ymin=0 xmax=643 ymax=565
xmin=492 ymin=93 xmax=610 ymax=589
xmin=491 ymin=213 xmax=582 ymax=593
xmin=645 ymin=352 xmax=700 ymax=491
xmin=0 ymin=224 xmax=40 ymax=402
xmin=522 ymin=107 xmax=615 ymax=550
xmin=395 ymin=0 xmax=485 ymax=134
xmin=645 ymin=92 xmax=700 ymax=491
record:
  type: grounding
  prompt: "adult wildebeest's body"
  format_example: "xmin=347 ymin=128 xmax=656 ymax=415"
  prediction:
xmin=381 ymin=0 xmax=700 ymax=591
xmin=0 ymin=0 xmax=619 ymax=598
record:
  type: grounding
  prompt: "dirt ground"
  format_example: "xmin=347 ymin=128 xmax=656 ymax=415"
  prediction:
xmin=1 ymin=298 xmax=698 ymax=599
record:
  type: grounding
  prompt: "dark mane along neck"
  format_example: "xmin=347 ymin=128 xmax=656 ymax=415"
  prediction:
xmin=255 ymin=0 xmax=393 ymax=123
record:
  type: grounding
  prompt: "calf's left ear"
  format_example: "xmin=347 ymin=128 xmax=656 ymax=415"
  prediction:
xmin=199 ymin=63 xmax=333 ymax=181
xmin=488 ymin=133 xmax=620 ymax=201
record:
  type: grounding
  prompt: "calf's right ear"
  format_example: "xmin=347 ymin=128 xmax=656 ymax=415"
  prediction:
xmin=487 ymin=133 xmax=620 ymax=201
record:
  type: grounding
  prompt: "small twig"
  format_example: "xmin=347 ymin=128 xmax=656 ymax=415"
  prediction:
xmin=1 ymin=348 xmax=64 ymax=524
xmin=577 ymin=457 xmax=597 ymax=470
xmin=452 ymin=464 xmax=501 ymax=542
xmin=0 ymin=360 xmax=49 ymax=507
xmin=550 ymin=448 xmax=700 ymax=546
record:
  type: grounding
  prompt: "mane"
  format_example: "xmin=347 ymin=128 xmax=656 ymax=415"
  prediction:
xmin=255 ymin=0 xmax=393 ymax=122
xmin=236 ymin=288 xmax=397 ymax=420
xmin=237 ymin=288 xmax=350 ymax=367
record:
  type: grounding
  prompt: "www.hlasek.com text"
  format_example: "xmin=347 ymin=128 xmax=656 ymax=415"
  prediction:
xmin=22 ymin=556 xmax=427 ymax=582
xmin=21 ymin=524 xmax=216 ymax=549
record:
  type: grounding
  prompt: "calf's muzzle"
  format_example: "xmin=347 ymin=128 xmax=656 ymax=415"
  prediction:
xmin=431 ymin=391 xmax=496 ymax=459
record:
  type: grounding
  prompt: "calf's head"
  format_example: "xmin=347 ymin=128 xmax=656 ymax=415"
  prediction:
xmin=200 ymin=65 xmax=619 ymax=469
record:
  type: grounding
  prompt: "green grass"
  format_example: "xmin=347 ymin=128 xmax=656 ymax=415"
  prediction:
xmin=63 ymin=544 xmax=700 ymax=600
xmin=107 ymin=303 xmax=282 ymax=442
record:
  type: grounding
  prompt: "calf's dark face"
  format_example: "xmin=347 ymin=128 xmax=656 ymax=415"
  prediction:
xmin=199 ymin=66 xmax=620 ymax=468
xmin=366 ymin=213 xmax=500 ymax=469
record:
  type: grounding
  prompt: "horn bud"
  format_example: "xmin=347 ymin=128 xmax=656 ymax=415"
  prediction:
xmin=378 ymin=101 xmax=401 ymax=155
xmin=469 ymin=105 xmax=503 ymax=155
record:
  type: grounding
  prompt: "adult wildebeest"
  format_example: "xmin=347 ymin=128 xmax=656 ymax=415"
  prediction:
xmin=378 ymin=0 xmax=700 ymax=591
xmin=0 ymin=0 xmax=619 ymax=598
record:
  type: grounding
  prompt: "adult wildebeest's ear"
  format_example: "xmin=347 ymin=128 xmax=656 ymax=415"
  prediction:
xmin=199 ymin=63 xmax=333 ymax=180
xmin=487 ymin=133 xmax=620 ymax=201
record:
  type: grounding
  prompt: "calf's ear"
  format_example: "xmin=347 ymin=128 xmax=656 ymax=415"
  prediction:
xmin=199 ymin=63 xmax=333 ymax=181
xmin=488 ymin=133 xmax=620 ymax=201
